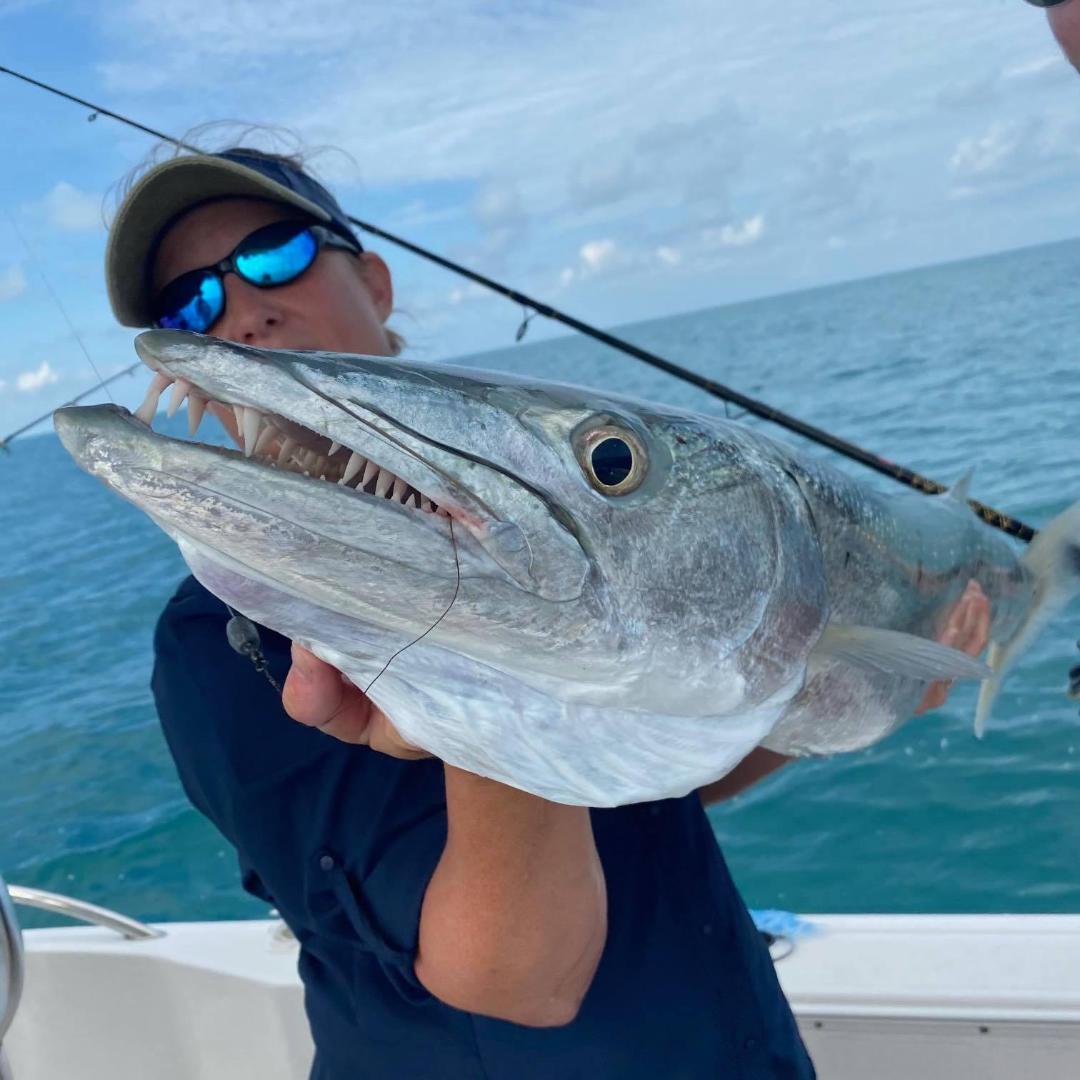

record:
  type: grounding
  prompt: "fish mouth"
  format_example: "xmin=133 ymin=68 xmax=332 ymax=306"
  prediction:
xmin=58 ymin=330 xmax=587 ymax=603
xmin=128 ymin=350 xmax=459 ymax=524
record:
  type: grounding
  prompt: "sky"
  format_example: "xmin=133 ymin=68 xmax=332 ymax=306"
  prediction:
xmin=0 ymin=0 xmax=1077 ymax=439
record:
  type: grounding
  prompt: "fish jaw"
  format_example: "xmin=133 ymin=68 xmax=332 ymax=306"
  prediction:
xmin=52 ymin=402 xmax=523 ymax=640
xmin=132 ymin=329 xmax=589 ymax=605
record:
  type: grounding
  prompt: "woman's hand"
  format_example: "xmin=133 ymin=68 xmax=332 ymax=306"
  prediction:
xmin=914 ymin=579 xmax=992 ymax=716
xmin=282 ymin=642 xmax=432 ymax=759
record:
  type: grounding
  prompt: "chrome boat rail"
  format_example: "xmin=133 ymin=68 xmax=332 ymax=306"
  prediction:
xmin=1 ymin=876 xmax=24 ymax=1080
xmin=7 ymin=887 xmax=165 ymax=942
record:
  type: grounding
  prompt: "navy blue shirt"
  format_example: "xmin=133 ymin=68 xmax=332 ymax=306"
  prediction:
xmin=152 ymin=575 xmax=814 ymax=1079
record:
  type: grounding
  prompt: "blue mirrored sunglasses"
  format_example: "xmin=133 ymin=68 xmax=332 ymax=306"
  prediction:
xmin=152 ymin=220 xmax=361 ymax=333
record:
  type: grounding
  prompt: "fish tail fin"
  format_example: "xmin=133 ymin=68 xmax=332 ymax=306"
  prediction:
xmin=974 ymin=502 xmax=1080 ymax=738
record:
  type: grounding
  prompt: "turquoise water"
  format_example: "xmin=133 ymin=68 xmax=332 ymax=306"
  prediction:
xmin=3 ymin=239 xmax=1079 ymax=929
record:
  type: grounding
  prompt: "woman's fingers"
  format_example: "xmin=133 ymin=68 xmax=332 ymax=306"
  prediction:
xmin=914 ymin=580 xmax=992 ymax=716
xmin=282 ymin=643 xmax=430 ymax=758
xmin=283 ymin=642 xmax=376 ymax=743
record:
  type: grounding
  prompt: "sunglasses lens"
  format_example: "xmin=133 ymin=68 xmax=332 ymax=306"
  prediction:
xmin=235 ymin=222 xmax=319 ymax=287
xmin=155 ymin=271 xmax=225 ymax=333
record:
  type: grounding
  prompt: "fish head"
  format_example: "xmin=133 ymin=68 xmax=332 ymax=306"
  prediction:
xmin=55 ymin=330 xmax=826 ymax=719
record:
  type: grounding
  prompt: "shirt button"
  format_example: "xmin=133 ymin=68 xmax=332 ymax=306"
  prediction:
xmin=744 ymin=1037 xmax=757 ymax=1051
xmin=702 ymin=923 xmax=713 ymax=936
xmin=649 ymin=806 xmax=661 ymax=817
xmin=319 ymin=854 xmax=335 ymax=872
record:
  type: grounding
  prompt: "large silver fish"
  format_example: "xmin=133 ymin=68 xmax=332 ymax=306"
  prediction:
xmin=53 ymin=331 xmax=1080 ymax=806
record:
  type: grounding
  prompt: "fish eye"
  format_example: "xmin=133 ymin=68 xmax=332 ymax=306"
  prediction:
xmin=579 ymin=425 xmax=647 ymax=495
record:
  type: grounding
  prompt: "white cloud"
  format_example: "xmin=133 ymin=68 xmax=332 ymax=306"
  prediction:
xmin=702 ymin=215 xmax=765 ymax=249
xmin=656 ymin=245 xmax=682 ymax=267
xmin=16 ymin=361 xmax=59 ymax=392
xmin=1002 ymin=54 xmax=1061 ymax=81
xmin=950 ymin=123 xmax=1025 ymax=180
xmin=42 ymin=182 xmax=104 ymax=232
xmin=948 ymin=116 xmax=1080 ymax=198
xmin=448 ymin=282 xmax=488 ymax=305
xmin=558 ymin=238 xmax=628 ymax=288
xmin=0 ymin=264 xmax=26 ymax=303
xmin=580 ymin=239 xmax=618 ymax=272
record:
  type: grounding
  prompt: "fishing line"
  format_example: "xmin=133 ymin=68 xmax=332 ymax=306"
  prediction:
xmin=363 ymin=517 xmax=462 ymax=696
xmin=3 ymin=207 xmax=111 ymax=399
xmin=223 ymin=517 xmax=462 ymax=701
xmin=0 ymin=64 xmax=1038 ymax=542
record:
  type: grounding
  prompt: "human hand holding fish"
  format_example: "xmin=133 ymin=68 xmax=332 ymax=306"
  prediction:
xmin=283 ymin=641 xmax=431 ymax=759
xmin=914 ymin=579 xmax=992 ymax=716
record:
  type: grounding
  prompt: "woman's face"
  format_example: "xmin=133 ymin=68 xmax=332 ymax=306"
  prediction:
xmin=154 ymin=197 xmax=394 ymax=354
xmin=152 ymin=195 xmax=395 ymax=441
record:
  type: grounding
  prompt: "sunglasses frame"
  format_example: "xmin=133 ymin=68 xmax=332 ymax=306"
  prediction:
xmin=152 ymin=220 xmax=361 ymax=332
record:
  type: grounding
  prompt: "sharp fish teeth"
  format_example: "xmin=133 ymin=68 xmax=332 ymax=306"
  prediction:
xmin=135 ymin=373 xmax=173 ymax=425
xmin=341 ymin=452 xmax=365 ymax=486
xmin=391 ymin=477 xmax=408 ymax=503
xmin=187 ymin=392 xmax=207 ymax=435
xmin=421 ymin=497 xmax=433 ymax=513
xmin=241 ymin=407 xmax=262 ymax=458
xmin=253 ymin=423 xmax=277 ymax=457
xmin=166 ymin=379 xmax=190 ymax=419
xmin=277 ymin=438 xmax=297 ymax=466
xmin=361 ymin=460 xmax=379 ymax=488
xmin=374 ymin=469 xmax=393 ymax=498
xmin=327 ymin=441 xmax=341 ymax=456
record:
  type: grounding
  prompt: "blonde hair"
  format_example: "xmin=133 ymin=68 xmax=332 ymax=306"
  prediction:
xmin=113 ymin=122 xmax=405 ymax=355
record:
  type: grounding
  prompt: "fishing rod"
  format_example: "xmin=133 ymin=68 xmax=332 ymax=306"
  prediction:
xmin=0 ymin=64 xmax=1036 ymax=542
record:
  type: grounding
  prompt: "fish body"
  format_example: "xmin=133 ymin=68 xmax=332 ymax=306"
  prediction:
xmin=53 ymin=331 xmax=1079 ymax=805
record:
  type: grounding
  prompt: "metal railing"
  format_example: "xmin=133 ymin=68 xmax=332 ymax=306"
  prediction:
xmin=7 ymin=887 xmax=165 ymax=942
xmin=1 ymin=876 xmax=24 ymax=1080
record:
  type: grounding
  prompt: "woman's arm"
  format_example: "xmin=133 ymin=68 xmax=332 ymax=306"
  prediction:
xmin=698 ymin=747 xmax=792 ymax=805
xmin=282 ymin=645 xmax=607 ymax=1027
xmin=415 ymin=767 xmax=606 ymax=1026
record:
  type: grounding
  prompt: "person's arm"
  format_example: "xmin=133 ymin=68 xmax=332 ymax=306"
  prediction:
xmin=415 ymin=767 xmax=606 ymax=1026
xmin=282 ymin=645 xmax=607 ymax=1027
xmin=699 ymin=747 xmax=792 ymax=805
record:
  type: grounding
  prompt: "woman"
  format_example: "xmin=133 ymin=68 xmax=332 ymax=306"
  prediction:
xmin=107 ymin=143 xmax=986 ymax=1079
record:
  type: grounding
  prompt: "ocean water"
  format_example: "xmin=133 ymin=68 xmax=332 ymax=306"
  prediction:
xmin=2 ymin=239 xmax=1079 ymax=931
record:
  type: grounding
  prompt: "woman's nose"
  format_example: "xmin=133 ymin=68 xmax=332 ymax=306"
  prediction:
xmin=216 ymin=275 xmax=285 ymax=344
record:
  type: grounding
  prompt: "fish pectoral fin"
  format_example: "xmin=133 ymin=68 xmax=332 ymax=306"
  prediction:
xmin=812 ymin=624 xmax=992 ymax=681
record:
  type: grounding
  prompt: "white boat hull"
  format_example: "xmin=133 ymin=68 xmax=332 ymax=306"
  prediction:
xmin=6 ymin=915 xmax=1080 ymax=1079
